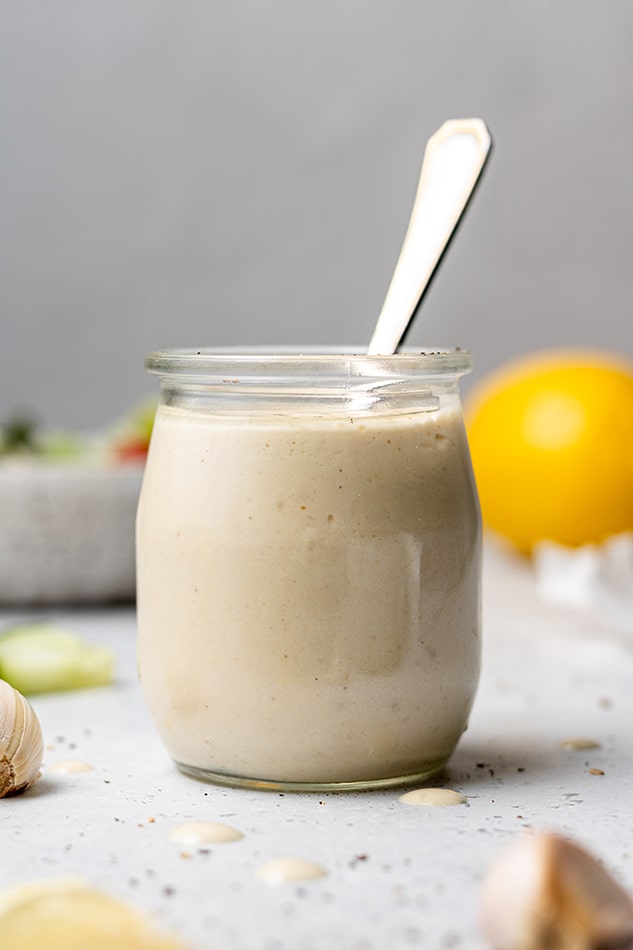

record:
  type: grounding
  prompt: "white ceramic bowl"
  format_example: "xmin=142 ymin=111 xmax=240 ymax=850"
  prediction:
xmin=0 ymin=461 xmax=143 ymax=605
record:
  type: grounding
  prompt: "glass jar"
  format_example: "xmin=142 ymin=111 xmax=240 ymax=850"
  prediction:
xmin=136 ymin=348 xmax=481 ymax=791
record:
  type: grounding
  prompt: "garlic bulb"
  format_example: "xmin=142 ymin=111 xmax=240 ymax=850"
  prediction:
xmin=480 ymin=831 xmax=633 ymax=950
xmin=0 ymin=678 xmax=44 ymax=797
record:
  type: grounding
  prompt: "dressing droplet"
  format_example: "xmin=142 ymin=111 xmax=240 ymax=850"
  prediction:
xmin=559 ymin=738 xmax=601 ymax=751
xmin=168 ymin=821 xmax=243 ymax=845
xmin=256 ymin=856 xmax=327 ymax=884
xmin=399 ymin=787 xmax=467 ymax=807
xmin=48 ymin=760 xmax=94 ymax=774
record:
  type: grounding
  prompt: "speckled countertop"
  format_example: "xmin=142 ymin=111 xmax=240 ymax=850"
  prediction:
xmin=2 ymin=541 xmax=632 ymax=949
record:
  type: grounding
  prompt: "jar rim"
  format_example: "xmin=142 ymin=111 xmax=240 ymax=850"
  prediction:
xmin=145 ymin=346 xmax=472 ymax=379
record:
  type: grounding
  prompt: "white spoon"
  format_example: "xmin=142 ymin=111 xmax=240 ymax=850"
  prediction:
xmin=367 ymin=118 xmax=492 ymax=356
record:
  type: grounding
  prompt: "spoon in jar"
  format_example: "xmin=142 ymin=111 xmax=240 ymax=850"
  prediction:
xmin=367 ymin=118 xmax=492 ymax=356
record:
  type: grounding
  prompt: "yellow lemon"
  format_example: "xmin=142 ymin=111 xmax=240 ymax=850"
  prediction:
xmin=0 ymin=877 xmax=187 ymax=950
xmin=464 ymin=349 xmax=633 ymax=554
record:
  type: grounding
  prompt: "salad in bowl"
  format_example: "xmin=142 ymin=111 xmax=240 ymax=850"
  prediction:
xmin=0 ymin=400 xmax=155 ymax=605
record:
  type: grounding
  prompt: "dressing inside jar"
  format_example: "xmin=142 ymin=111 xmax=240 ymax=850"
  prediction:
xmin=136 ymin=348 xmax=481 ymax=791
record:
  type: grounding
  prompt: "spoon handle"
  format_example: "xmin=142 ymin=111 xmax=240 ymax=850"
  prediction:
xmin=367 ymin=118 xmax=492 ymax=356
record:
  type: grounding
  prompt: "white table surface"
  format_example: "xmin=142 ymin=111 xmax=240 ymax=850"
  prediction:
xmin=2 ymin=540 xmax=632 ymax=950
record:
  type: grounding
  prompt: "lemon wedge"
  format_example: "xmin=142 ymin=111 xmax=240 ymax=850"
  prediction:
xmin=0 ymin=877 xmax=187 ymax=950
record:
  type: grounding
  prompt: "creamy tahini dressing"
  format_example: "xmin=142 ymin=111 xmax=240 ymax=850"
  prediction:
xmin=255 ymin=857 xmax=327 ymax=884
xmin=48 ymin=760 xmax=94 ymax=774
xmin=399 ymin=787 xmax=467 ymax=806
xmin=168 ymin=822 xmax=243 ymax=845
xmin=137 ymin=400 xmax=480 ymax=787
xmin=559 ymin=738 xmax=601 ymax=750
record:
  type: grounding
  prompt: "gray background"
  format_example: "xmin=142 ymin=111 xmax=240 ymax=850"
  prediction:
xmin=1 ymin=0 xmax=632 ymax=429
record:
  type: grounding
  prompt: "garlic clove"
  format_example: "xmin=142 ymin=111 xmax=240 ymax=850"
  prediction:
xmin=480 ymin=831 xmax=633 ymax=950
xmin=0 ymin=678 xmax=44 ymax=797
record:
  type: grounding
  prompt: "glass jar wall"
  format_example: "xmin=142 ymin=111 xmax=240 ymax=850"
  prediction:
xmin=136 ymin=349 xmax=481 ymax=791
